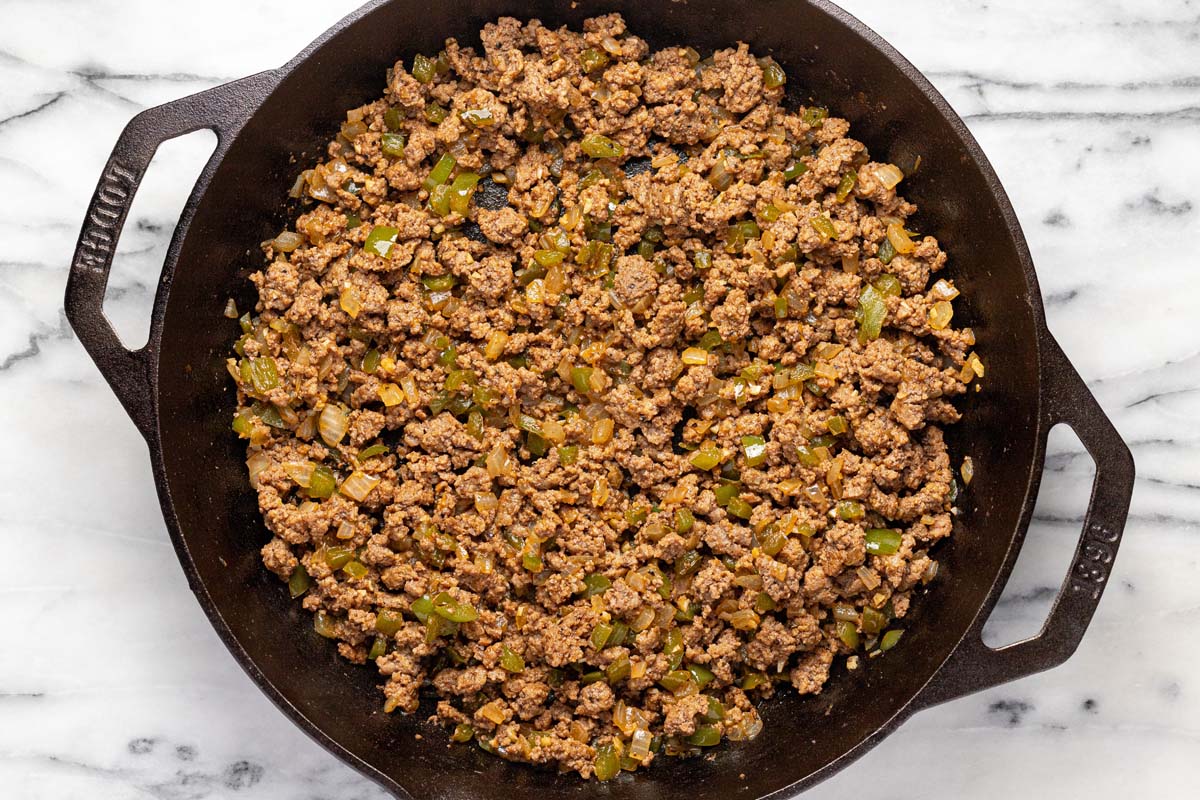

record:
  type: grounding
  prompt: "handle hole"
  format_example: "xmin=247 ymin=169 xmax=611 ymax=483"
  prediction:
xmin=104 ymin=129 xmax=218 ymax=349
xmin=981 ymin=424 xmax=1096 ymax=648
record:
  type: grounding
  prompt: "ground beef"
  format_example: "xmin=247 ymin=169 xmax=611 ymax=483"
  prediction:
xmin=231 ymin=14 xmax=976 ymax=781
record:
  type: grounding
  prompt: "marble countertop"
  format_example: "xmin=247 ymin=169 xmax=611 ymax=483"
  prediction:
xmin=2 ymin=0 xmax=1197 ymax=797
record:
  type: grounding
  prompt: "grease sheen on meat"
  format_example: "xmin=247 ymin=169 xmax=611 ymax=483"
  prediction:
xmin=230 ymin=13 xmax=981 ymax=779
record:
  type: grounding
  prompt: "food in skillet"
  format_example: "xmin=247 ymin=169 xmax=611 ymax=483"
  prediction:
xmin=227 ymin=13 xmax=982 ymax=779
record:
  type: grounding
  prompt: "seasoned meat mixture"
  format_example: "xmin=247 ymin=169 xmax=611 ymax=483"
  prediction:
xmin=229 ymin=14 xmax=982 ymax=780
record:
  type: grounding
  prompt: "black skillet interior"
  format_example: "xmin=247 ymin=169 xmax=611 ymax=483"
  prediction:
xmin=153 ymin=1 xmax=1040 ymax=797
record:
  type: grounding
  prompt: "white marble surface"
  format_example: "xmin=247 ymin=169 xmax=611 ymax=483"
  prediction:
xmin=1 ymin=0 xmax=1197 ymax=797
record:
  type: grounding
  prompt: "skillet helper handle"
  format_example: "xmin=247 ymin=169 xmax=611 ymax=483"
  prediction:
xmin=64 ymin=72 xmax=278 ymax=441
xmin=919 ymin=335 xmax=1135 ymax=707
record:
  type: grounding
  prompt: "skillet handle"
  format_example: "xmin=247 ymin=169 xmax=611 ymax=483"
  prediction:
xmin=64 ymin=72 xmax=279 ymax=441
xmin=917 ymin=335 xmax=1134 ymax=707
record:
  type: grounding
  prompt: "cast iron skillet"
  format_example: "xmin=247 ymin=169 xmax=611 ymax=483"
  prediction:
xmin=65 ymin=0 xmax=1135 ymax=796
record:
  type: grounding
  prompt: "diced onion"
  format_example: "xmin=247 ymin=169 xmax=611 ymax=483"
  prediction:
xmin=874 ymin=163 xmax=905 ymax=190
xmin=272 ymin=231 xmax=305 ymax=252
xmin=591 ymin=418 xmax=614 ymax=445
xmin=651 ymin=152 xmax=679 ymax=169
xmin=629 ymin=728 xmax=652 ymax=760
xmin=340 ymin=470 xmax=380 ymax=502
xmin=246 ymin=452 xmax=271 ymax=488
xmin=319 ymin=404 xmax=349 ymax=446
xmin=930 ymin=278 xmax=959 ymax=301
xmin=485 ymin=330 xmax=509 ymax=360
xmin=778 ymin=478 xmax=804 ymax=495
xmin=317 ymin=353 xmax=336 ymax=380
xmin=726 ymin=711 xmax=764 ymax=741
xmin=378 ymin=383 xmax=404 ymax=407
xmin=591 ymin=476 xmax=610 ymax=507
xmin=828 ymin=461 xmax=848 ymax=500
xmin=856 ymin=565 xmax=882 ymax=590
xmin=886 ymin=222 xmax=916 ymax=255
xmin=813 ymin=343 xmax=844 ymax=360
xmin=296 ymin=412 xmax=318 ymax=440
xmin=288 ymin=171 xmax=309 ymax=199
xmin=479 ymin=700 xmax=506 ymax=725
xmin=928 ymin=300 xmax=954 ymax=330
xmin=474 ymin=492 xmax=498 ymax=514
xmin=486 ymin=444 xmax=516 ymax=478
xmin=744 ymin=713 xmax=764 ymax=738
xmin=340 ymin=286 xmax=363 ymax=319
xmin=541 ymin=419 xmax=566 ymax=445
xmin=814 ymin=362 xmax=838 ymax=380
xmin=544 ymin=264 xmax=566 ymax=297
xmin=613 ymin=701 xmax=650 ymax=736
xmin=728 ymin=609 xmax=761 ymax=631
xmin=282 ymin=461 xmax=315 ymax=487
xmin=399 ymin=374 xmax=420 ymax=405
xmin=663 ymin=484 xmax=688 ymax=504
xmin=525 ymin=279 xmax=546 ymax=305
xmin=631 ymin=607 xmax=656 ymax=632
xmin=708 ymin=158 xmax=733 ymax=191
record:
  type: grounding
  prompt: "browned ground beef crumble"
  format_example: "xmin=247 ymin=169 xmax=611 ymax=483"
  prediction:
xmin=230 ymin=14 xmax=982 ymax=779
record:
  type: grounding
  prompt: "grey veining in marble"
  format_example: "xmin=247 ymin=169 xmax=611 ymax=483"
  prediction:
xmin=1 ymin=0 xmax=1198 ymax=797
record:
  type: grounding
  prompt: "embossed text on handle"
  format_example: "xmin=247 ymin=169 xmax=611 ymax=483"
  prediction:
xmin=1069 ymin=521 xmax=1120 ymax=600
xmin=74 ymin=161 xmax=137 ymax=277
